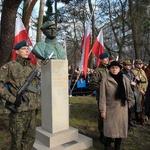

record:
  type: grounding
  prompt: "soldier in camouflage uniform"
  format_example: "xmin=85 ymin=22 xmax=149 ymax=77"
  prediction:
xmin=89 ymin=52 xmax=109 ymax=144
xmin=0 ymin=40 xmax=40 ymax=150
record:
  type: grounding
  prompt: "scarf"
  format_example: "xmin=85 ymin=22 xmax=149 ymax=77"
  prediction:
xmin=110 ymin=71 xmax=126 ymax=106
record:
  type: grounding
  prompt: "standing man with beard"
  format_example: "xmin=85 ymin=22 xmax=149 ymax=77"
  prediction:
xmin=89 ymin=52 xmax=109 ymax=144
xmin=32 ymin=21 xmax=67 ymax=60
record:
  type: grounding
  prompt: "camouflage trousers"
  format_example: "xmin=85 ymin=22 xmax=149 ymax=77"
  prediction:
xmin=9 ymin=110 xmax=36 ymax=150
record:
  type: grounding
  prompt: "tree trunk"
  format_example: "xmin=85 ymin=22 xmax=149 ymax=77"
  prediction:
xmin=22 ymin=0 xmax=37 ymax=32
xmin=36 ymin=0 xmax=45 ymax=42
xmin=55 ymin=0 xmax=58 ymax=26
xmin=0 ymin=0 xmax=22 ymax=67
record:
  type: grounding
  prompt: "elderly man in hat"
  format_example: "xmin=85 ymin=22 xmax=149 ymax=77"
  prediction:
xmin=89 ymin=51 xmax=109 ymax=144
xmin=122 ymin=60 xmax=142 ymax=127
xmin=132 ymin=59 xmax=148 ymax=124
xmin=0 ymin=40 xmax=41 ymax=149
xmin=32 ymin=21 xmax=67 ymax=60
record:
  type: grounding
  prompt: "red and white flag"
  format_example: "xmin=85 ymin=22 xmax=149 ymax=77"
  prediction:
xmin=79 ymin=20 xmax=91 ymax=77
xmin=12 ymin=15 xmax=36 ymax=65
xmin=92 ymin=29 xmax=104 ymax=67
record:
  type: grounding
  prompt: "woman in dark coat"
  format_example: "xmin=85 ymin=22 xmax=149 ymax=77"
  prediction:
xmin=99 ymin=61 xmax=135 ymax=150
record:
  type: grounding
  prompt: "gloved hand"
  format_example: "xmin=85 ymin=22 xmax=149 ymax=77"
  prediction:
xmin=14 ymin=96 xmax=21 ymax=107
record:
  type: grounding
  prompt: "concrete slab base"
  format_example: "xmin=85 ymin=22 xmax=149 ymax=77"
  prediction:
xmin=32 ymin=126 xmax=93 ymax=150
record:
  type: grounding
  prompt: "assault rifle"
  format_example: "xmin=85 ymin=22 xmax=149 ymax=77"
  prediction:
xmin=5 ymin=52 xmax=54 ymax=112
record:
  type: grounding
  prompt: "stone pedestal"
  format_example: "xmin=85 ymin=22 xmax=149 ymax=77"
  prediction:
xmin=33 ymin=60 xmax=93 ymax=150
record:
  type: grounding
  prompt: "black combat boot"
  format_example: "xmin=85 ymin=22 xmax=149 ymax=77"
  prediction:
xmin=104 ymin=137 xmax=111 ymax=150
xmin=114 ymin=138 xmax=122 ymax=150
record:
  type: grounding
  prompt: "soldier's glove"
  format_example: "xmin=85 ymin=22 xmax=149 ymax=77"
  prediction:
xmin=14 ymin=95 xmax=21 ymax=107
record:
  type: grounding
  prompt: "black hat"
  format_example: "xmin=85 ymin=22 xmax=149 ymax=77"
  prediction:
xmin=99 ymin=52 xmax=109 ymax=59
xmin=14 ymin=40 xmax=28 ymax=50
xmin=108 ymin=61 xmax=122 ymax=70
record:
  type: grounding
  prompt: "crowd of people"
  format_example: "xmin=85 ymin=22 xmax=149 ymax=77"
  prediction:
xmin=89 ymin=52 xmax=150 ymax=150
xmin=68 ymin=52 xmax=150 ymax=150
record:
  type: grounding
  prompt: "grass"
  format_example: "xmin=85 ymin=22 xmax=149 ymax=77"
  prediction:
xmin=69 ymin=95 xmax=150 ymax=150
xmin=0 ymin=95 xmax=150 ymax=150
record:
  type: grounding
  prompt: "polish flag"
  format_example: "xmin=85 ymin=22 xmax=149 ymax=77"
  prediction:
xmin=12 ymin=15 xmax=36 ymax=65
xmin=79 ymin=20 xmax=91 ymax=77
xmin=92 ymin=29 xmax=104 ymax=67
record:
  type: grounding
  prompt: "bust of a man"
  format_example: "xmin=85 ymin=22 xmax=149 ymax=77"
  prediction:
xmin=32 ymin=21 xmax=67 ymax=60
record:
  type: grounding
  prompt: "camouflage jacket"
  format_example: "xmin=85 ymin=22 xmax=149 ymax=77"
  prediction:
xmin=89 ymin=64 xmax=109 ymax=100
xmin=0 ymin=56 xmax=41 ymax=112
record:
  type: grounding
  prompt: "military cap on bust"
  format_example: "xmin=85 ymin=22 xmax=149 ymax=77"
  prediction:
xmin=135 ymin=59 xmax=143 ymax=64
xmin=123 ymin=60 xmax=132 ymax=65
xmin=14 ymin=40 xmax=28 ymax=50
xmin=40 ymin=21 xmax=55 ymax=31
xmin=99 ymin=52 xmax=109 ymax=59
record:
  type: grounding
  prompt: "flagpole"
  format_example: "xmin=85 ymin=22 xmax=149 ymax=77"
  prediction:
xmin=88 ymin=48 xmax=93 ymax=57
xmin=70 ymin=72 xmax=81 ymax=96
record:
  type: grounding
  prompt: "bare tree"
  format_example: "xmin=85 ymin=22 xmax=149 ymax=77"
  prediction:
xmin=128 ymin=0 xmax=150 ymax=60
xmin=22 ymin=0 xmax=38 ymax=32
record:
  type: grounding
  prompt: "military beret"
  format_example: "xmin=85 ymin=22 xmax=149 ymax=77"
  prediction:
xmin=108 ymin=61 xmax=122 ymax=70
xmin=123 ymin=60 xmax=132 ymax=65
xmin=99 ymin=52 xmax=109 ymax=59
xmin=135 ymin=59 xmax=143 ymax=64
xmin=40 ymin=21 xmax=55 ymax=30
xmin=14 ymin=40 xmax=28 ymax=50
